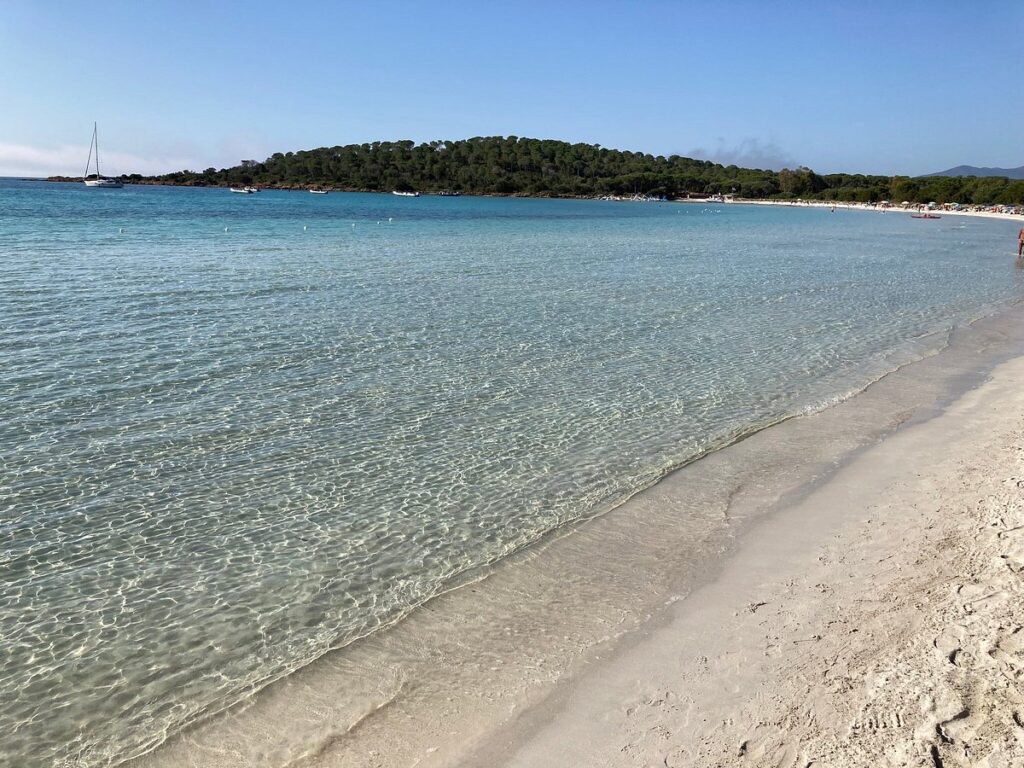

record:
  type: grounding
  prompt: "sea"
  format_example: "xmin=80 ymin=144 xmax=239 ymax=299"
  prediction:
xmin=2 ymin=178 xmax=1023 ymax=767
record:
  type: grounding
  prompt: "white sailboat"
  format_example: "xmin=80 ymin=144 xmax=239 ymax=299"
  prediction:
xmin=83 ymin=123 xmax=123 ymax=188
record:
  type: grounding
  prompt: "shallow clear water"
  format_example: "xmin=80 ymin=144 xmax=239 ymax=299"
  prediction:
xmin=1 ymin=180 xmax=1022 ymax=766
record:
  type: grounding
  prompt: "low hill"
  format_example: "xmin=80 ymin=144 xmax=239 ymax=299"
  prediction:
xmin=105 ymin=136 xmax=1024 ymax=206
xmin=923 ymin=165 xmax=1024 ymax=179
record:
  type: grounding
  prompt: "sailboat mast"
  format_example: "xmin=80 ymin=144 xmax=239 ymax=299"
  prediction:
xmin=84 ymin=123 xmax=96 ymax=179
xmin=94 ymin=122 xmax=101 ymax=178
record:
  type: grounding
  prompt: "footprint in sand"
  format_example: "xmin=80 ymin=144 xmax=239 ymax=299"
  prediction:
xmin=997 ymin=527 xmax=1024 ymax=573
xmin=928 ymin=703 xmax=999 ymax=768
xmin=934 ymin=630 xmax=965 ymax=666
xmin=662 ymin=745 xmax=689 ymax=767
xmin=936 ymin=706 xmax=978 ymax=745
xmin=736 ymin=723 xmax=800 ymax=767
xmin=851 ymin=709 xmax=909 ymax=732
xmin=955 ymin=583 xmax=1008 ymax=614
xmin=990 ymin=627 xmax=1024 ymax=681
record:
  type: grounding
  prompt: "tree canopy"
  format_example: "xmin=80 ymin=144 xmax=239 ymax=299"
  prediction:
xmin=130 ymin=136 xmax=1024 ymax=205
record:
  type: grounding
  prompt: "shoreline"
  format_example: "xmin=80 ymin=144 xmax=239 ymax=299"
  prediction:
xmin=35 ymin=177 xmax=1024 ymax=220
xmin=128 ymin=296 xmax=1024 ymax=766
xmin=738 ymin=197 xmax=1024 ymax=222
xmin=471 ymin=336 xmax=1024 ymax=768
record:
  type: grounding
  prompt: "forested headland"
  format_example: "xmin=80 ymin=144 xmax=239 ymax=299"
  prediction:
xmin=103 ymin=136 xmax=1024 ymax=205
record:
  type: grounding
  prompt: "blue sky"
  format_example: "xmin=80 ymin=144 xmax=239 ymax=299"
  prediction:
xmin=1 ymin=1 xmax=1021 ymax=177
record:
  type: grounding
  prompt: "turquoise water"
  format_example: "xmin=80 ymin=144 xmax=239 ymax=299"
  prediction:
xmin=2 ymin=179 xmax=1022 ymax=766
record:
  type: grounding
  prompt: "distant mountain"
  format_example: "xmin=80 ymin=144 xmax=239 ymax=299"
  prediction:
xmin=922 ymin=165 xmax=1024 ymax=179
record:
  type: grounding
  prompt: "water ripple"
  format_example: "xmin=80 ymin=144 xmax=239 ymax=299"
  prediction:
xmin=1 ymin=181 xmax=1022 ymax=766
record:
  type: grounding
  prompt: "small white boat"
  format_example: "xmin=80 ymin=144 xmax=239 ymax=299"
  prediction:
xmin=309 ymin=189 xmax=328 ymax=195
xmin=83 ymin=123 xmax=123 ymax=188
xmin=230 ymin=187 xmax=255 ymax=194
xmin=392 ymin=190 xmax=419 ymax=197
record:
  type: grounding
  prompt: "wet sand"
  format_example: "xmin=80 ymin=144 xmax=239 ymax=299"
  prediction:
xmin=470 ymin=331 xmax=1024 ymax=768
xmin=129 ymin=304 xmax=1024 ymax=767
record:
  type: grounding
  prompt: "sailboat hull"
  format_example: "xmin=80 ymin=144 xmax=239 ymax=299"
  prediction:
xmin=84 ymin=179 xmax=124 ymax=188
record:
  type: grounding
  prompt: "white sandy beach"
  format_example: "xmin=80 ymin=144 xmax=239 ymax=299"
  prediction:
xmin=463 ymin=350 xmax=1024 ymax=767
xmin=739 ymin=197 xmax=1024 ymax=223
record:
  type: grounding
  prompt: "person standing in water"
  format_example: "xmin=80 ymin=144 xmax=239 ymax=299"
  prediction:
xmin=1019 ymin=226 xmax=1024 ymax=257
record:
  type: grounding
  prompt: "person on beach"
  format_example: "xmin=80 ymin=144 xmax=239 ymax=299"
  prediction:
xmin=1018 ymin=226 xmax=1024 ymax=257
